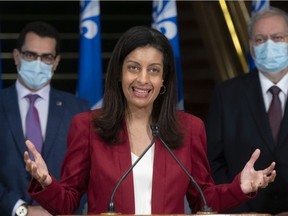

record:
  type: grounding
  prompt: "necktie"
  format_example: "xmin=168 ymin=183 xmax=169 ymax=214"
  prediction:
xmin=26 ymin=94 xmax=43 ymax=159
xmin=268 ymin=86 xmax=282 ymax=143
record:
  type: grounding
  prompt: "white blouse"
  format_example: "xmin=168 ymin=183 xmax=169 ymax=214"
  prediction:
xmin=131 ymin=144 xmax=155 ymax=214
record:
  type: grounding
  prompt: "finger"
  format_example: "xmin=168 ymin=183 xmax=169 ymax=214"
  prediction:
xmin=25 ymin=140 xmax=40 ymax=159
xmin=260 ymin=175 xmax=269 ymax=187
xmin=270 ymin=172 xmax=276 ymax=183
xmin=262 ymin=170 xmax=276 ymax=186
xmin=24 ymin=149 xmax=35 ymax=172
xmin=25 ymin=139 xmax=35 ymax=151
xmin=24 ymin=151 xmax=30 ymax=163
xmin=25 ymin=157 xmax=33 ymax=172
xmin=263 ymin=162 xmax=276 ymax=176
xmin=266 ymin=170 xmax=277 ymax=182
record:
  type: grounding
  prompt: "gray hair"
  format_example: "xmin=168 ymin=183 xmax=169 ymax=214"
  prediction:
xmin=248 ymin=7 xmax=288 ymax=38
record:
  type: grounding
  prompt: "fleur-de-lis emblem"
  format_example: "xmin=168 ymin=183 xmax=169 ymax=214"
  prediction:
xmin=80 ymin=1 xmax=100 ymax=39
xmin=152 ymin=0 xmax=177 ymax=40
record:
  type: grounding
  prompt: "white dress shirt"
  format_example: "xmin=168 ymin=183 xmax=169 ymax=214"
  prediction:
xmin=259 ymin=71 xmax=288 ymax=115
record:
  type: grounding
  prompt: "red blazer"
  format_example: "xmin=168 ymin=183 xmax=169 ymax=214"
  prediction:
xmin=28 ymin=110 xmax=251 ymax=215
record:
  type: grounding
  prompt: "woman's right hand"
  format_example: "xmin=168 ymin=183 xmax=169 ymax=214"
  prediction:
xmin=24 ymin=140 xmax=52 ymax=187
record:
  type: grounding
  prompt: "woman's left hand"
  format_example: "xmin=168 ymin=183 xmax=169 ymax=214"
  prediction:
xmin=240 ymin=149 xmax=276 ymax=194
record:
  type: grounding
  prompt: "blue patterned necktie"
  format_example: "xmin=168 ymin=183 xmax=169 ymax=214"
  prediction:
xmin=26 ymin=94 xmax=43 ymax=159
xmin=268 ymin=86 xmax=282 ymax=143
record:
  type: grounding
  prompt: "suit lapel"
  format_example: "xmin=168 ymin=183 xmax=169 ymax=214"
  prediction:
xmin=42 ymin=88 xmax=65 ymax=157
xmin=278 ymin=96 xmax=288 ymax=146
xmin=4 ymin=85 xmax=26 ymax=154
xmin=116 ymin=124 xmax=135 ymax=213
xmin=245 ymin=72 xmax=275 ymax=150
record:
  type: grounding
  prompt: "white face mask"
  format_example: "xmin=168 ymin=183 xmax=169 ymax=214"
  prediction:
xmin=18 ymin=59 xmax=53 ymax=90
xmin=254 ymin=40 xmax=288 ymax=73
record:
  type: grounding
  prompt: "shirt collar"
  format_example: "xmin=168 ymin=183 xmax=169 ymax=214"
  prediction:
xmin=259 ymin=71 xmax=288 ymax=95
xmin=16 ymin=79 xmax=50 ymax=101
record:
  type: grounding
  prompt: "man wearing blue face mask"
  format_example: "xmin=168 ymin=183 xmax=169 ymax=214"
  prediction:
xmin=0 ymin=22 xmax=90 ymax=216
xmin=206 ymin=7 xmax=288 ymax=214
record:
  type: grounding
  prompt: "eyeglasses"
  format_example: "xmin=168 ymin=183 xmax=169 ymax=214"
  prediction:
xmin=251 ymin=33 xmax=288 ymax=45
xmin=20 ymin=51 xmax=56 ymax=65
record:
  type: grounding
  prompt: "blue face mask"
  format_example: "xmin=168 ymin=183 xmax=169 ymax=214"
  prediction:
xmin=254 ymin=40 xmax=288 ymax=73
xmin=18 ymin=59 xmax=53 ymax=90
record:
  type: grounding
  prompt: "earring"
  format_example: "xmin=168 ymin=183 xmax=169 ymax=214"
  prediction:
xmin=159 ymin=85 xmax=166 ymax=95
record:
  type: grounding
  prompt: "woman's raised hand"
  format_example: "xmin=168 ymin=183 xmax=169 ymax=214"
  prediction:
xmin=240 ymin=149 xmax=276 ymax=194
xmin=24 ymin=140 xmax=52 ymax=187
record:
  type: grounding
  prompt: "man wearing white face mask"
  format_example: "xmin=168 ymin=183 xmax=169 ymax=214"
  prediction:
xmin=18 ymin=53 xmax=55 ymax=90
xmin=0 ymin=22 xmax=90 ymax=216
xmin=206 ymin=7 xmax=288 ymax=214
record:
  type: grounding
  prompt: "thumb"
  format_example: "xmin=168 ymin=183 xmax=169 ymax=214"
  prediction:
xmin=247 ymin=149 xmax=261 ymax=167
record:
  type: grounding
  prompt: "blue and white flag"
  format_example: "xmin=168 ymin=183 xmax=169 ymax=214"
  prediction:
xmin=249 ymin=0 xmax=270 ymax=71
xmin=251 ymin=0 xmax=270 ymax=16
xmin=78 ymin=0 xmax=103 ymax=109
xmin=152 ymin=0 xmax=184 ymax=110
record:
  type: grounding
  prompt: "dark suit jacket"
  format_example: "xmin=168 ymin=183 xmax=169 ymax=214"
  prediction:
xmin=28 ymin=110 xmax=251 ymax=215
xmin=0 ymin=84 xmax=90 ymax=215
xmin=206 ymin=70 xmax=288 ymax=214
